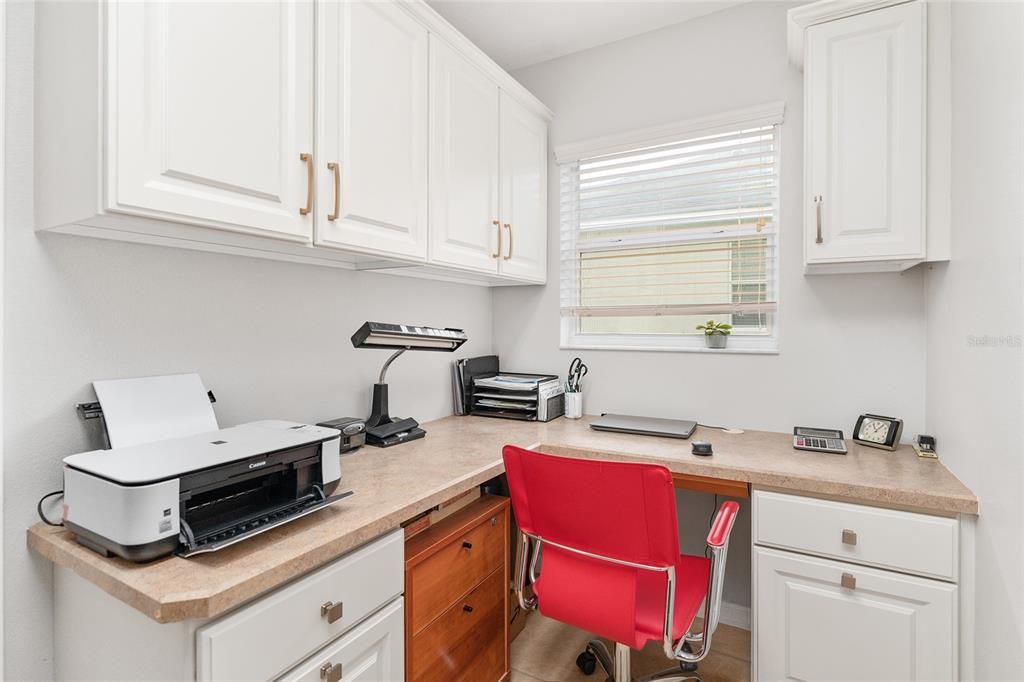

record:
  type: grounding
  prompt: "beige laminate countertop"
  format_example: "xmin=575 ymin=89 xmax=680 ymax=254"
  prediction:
xmin=27 ymin=415 xmax=977 ymax=623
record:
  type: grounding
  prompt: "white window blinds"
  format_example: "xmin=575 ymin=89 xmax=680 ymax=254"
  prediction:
xmin=559 ymin=118 xmax=780 ymax=346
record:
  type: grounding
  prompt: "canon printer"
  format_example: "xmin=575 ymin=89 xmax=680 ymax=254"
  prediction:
xmin=62 ymin=420 xmax=350 ymax=562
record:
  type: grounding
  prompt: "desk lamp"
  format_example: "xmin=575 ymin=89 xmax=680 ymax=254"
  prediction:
xmin=351 ymin=321 xmax=468 ymax=447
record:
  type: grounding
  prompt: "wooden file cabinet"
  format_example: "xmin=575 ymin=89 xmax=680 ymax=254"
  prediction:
xmin=405 ymin=495 xmax=510 ymax=682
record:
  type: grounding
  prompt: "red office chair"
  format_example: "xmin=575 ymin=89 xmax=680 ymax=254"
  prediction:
xmin=503 ymin=445 xmax=740 ymax=682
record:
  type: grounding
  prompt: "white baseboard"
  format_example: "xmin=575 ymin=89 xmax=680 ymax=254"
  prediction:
xmin=718 ymin=601 xmax=751 ymax=630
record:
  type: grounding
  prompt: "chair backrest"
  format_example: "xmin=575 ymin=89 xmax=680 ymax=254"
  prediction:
xmin=502 ymin=445 xmax=680 ymax=645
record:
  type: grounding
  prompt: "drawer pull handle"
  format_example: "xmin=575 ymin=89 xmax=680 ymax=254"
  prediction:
xmin=491 ymin=516 xmax=497 ymax=526
xmin=492 ymin=220 xmax=501 ymax=258
xmin=841 ymin=529 xmax=857 ymax=546
xmin=321 ymin=600 xmax=343 ymax=624
xmin=299 ymin=153 xmax=313 ymax=216
xmin=462 ymin=541 xmax=473 ymax=550
xmin=463 ymin=604 xmax=474 ymax=613
xmin=320 ymin=662 xmax=343 ymax=682
xmin=840 ymin=572 xmax=856 ymax=590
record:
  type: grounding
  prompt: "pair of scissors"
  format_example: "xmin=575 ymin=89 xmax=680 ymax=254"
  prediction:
xmin=567 ymin=357 xmax=588 ymax=392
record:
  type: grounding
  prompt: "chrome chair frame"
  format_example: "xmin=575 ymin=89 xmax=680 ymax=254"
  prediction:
xmin=513 ymin=521 xmax=734 ymax=682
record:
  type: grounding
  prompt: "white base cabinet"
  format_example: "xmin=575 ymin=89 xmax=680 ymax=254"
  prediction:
xmin=53 ymin=530 xmax=405 ymax=682
xmin=755 ymin=548 xmax=957 ymax=681
xmin=35 ymin=0 xmax=551 ymax=287
xmin=752 ymin=491 xmax=966 ymax=681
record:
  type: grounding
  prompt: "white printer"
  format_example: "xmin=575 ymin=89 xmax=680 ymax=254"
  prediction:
xmin=62 ymin=420 xmax=348 ymax=562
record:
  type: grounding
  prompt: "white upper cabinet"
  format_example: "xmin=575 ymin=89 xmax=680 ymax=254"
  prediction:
xmin=35 ymin=0 xmax=551 ymax=285
xmin=795 ymin=0 xmax=935 ymax=274
xmin=498 ymin=91 xmax=548 ymax=283
xmin=111 ymin=2 xmax=314 ymax=241
xmin=428 ymin=37 xmax=502 ymax=273
xmin=316 ymin=1 xmax=429 ymax=260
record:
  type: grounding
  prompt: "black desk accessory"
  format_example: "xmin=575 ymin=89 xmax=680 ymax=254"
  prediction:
xmin=692 ymin=441 xmax=714 ymax=456
xmin=315 ymin=417 xmax=367 ymax=454
xmin=351 ymin=321 xmax=468 ymax=447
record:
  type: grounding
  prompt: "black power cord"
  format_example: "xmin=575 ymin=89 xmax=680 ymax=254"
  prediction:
xmin=37 ymin=490 xmax=65 ymax=527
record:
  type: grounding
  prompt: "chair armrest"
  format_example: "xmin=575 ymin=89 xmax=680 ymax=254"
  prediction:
xmin=706 ymin=500 xmax=739 ymax=548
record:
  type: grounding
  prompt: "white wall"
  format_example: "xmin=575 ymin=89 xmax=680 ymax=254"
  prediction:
xmin=497 ymin=0 xmax=929 ymax=609
xmin=925 ymin=2 xmax=1024 ymax=677
xmin=2 ymin=4 xmax=493 ymax=678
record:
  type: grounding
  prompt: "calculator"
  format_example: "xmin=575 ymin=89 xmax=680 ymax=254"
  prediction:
xmin=793 ymin=427 xmax=848 ymax=455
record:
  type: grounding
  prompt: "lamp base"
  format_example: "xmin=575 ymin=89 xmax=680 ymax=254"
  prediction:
xmin=366 ymin=421 xmax=426 ymax=448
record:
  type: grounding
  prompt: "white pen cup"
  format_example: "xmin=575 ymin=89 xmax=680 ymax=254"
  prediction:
xmin=564 ymin=392 xmax=583 ymax=419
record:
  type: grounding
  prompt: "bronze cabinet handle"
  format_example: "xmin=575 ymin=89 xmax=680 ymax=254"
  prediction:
xmin=841 ymin=529 xmax=857 ymax=546
xmin=327 ymin=162 xmax=340 ymax=221
xmin=503 ymin=223 xmax=513 ymax=260
xmin=491 ymin=220 xmax=501 ymax=258
xmin=321 ymin=600 xmax=343 ymax=624
xmin=320 ymin=662 xmax=342 ymax=682
xmin=840 ymin=572 xmax=856 ymax=590
xmin=462 ymin=604 xmax=474 ymax=613
xmin=814 ymin=195 xmax=823 ymax=244
xmin=299 ymin=153 xmax=313 ymax=216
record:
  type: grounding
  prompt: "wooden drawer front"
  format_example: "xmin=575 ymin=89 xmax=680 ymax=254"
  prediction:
xmin=278 ymin=597 xmax=404 ymax=682
xmin=410 ymin=568 xmax=506 ymax=682
xmin=754 ymin=491 xmax=958 ymax=581
xmin=408 ymin=507 xmax=505 ymax=634
xmin=197 ymin=529 xmax=404 ymax=681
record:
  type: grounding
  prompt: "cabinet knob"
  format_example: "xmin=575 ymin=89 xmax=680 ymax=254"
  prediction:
xmin=841 ymin=528 xmax=857 ymax=546
xmin=320 ymin=662 xmax=343 ymax=682
xmin=840 ymin=572 xmax=856 ymax=590
xmin=321 ymin=600 xmax=343 ymax=624
xmin=490 ymin=516 xmax=497 ymax=526
xmin=462 ymin=540 xmax=473 ymax=550
xmin=463 ymin=604 xmax=474 ymax=613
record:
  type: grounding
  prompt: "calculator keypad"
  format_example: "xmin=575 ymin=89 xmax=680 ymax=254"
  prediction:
xmin=794 ymin=436 xmax=847 ymax=454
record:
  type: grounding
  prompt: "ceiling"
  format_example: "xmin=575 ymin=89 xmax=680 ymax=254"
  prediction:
xmin=428 ymin=1 xmax=747 ymax=72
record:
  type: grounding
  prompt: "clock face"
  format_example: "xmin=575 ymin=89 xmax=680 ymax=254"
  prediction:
xmin=858 ymin=418 xmax=891 ymax=444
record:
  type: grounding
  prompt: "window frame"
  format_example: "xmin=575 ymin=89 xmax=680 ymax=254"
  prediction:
xmin=556 ymin=104 xmax=785 ymax=354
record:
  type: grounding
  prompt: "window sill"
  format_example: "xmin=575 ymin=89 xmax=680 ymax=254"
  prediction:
xmin=559 ymin=342 xmax=779 ymax=355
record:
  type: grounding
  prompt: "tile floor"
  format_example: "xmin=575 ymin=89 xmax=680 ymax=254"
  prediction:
xmin=510 ymin=613 xmax=751 ymax=682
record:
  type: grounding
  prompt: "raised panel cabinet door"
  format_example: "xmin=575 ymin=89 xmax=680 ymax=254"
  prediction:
xmin=428 ymin=37 xmax=501 ymax=273
xmin=754 ymin=548 xmax=957 ymax=681
xmin=499 ymin=91 xmax=548 ymax=282
xmin=804 ymin=1 xmax=925 ymax=264
xmin=110 ymin=1 xmax=314 ymax=241
xmin=278 ymin=598 xmax=404 ymax=682
xmin=317 ymin=1 xmax=428 ymax=260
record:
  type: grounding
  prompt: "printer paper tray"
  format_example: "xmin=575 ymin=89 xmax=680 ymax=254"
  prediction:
xmin=177 ymin=490 xmax=353 ymax=558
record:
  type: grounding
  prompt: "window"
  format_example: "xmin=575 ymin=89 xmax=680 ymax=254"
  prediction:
xmin=558 ymin=106 xmax=782 ymax=352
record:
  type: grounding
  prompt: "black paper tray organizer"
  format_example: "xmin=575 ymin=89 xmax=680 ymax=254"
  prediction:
xmin=452 ymin=355 xmax=564 ymax=422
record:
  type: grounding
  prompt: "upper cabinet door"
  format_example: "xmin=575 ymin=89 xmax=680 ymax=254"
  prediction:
xmin=804 ymin=1 xmax=925 ymax=266
xmin=317 ymin=1 xmax=429 ymax=260
xmin=428 ymin=37 xmax=501 ymax=274
xmin=499 ymin=92 xmax=548 ymax=283
xmin=110 ymin=2 xmax=314 ymax=241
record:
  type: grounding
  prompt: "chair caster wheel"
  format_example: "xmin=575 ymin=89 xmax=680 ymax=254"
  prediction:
xmin=576 ymin=650 xmax=597 ymax=675
xmin=680 ymin=661 xmax=699 ymax=673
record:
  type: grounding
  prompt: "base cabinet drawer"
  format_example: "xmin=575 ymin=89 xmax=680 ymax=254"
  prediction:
xmin=754 ymin=490 xmax=959 ymax=580
xmin=407 ymin=505 xmax=506 ymax=634
xmin=755 ymin=547 xmax=957 ymax=681
xmin=279 ymin=598 xmax=404 ymax=682
xmin=409 ymin=568 xmax=505 ymax=682
xmin=197 ymin=529 xmax=404 ymax=681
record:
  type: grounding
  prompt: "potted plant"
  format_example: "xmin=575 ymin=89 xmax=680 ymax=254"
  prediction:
xmin=697 ymin=319 xmax=732 ymax=348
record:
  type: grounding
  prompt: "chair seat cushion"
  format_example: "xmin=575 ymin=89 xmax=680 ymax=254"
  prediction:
xmin=534 ymin=551 xmax=710 ymax=649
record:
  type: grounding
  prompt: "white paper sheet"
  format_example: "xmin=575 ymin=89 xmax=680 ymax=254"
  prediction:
xmin=93 ymin=373 xmax=219 ymax=448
